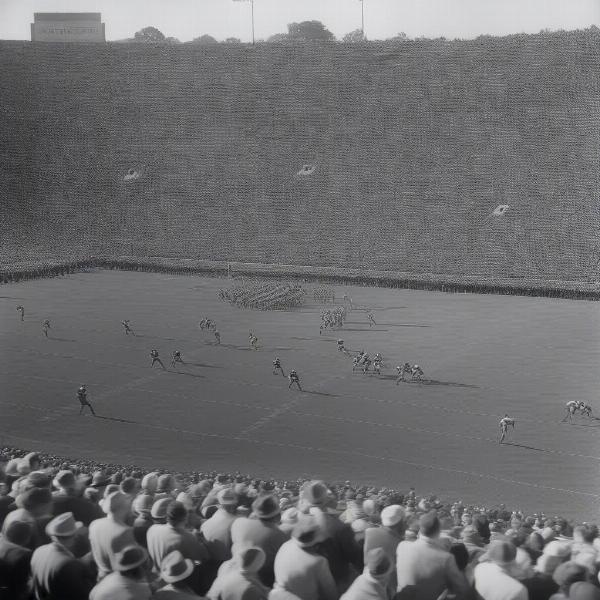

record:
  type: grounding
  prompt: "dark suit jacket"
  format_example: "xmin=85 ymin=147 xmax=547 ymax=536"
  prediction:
xmin=0 ymin=536 xmax=32 ymax=600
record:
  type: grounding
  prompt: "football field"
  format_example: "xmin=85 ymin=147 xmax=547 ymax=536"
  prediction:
xmin=1 ymin=270 xmax=599 ymax=519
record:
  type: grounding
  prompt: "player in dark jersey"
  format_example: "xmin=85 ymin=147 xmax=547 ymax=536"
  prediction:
xmin=150 ymin=349 xmax=165 ymax=369
xmin=171 ymin=350 xmax=184 ymax=368
xmin=214 ymin=330 xmax=221 ymax=345
xmin=273 ymin=357 xmax=285 ymax=377
xmin=122 ymin=320 xmax=135 ymax=336
xmin=367 ymin=311 xmax=376 ymax=327
xmin=42 ymin=319 xmax=51 ymax=337
xmin=16 ymin=305 xmax=24 ymax=321
xmin=78 ymin=385 xmax=96 ymax=416
xmin=288 ymin=370 xmax=302 ymax=391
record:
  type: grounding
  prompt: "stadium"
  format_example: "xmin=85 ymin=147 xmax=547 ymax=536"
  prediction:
xmin=1 ymin=21 xmax=600 ymax=600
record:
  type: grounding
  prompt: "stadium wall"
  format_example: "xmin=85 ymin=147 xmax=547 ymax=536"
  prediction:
xmin=1 ymin=32 xmax=599 ymax=284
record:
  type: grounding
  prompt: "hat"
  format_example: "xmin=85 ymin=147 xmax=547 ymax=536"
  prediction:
xmin=541 ymin=526 xmax=555 ymax=541
xmin=151 ymin=498 xmax=173 ymax=519
xmin=419 ymin=511 xmax=440 ymax=537
xmin=45 ymin=512 xmax=83 ymax=537
xmin=101 ymin=491 xmax=131 ymax=515
xmin=110 ymin=472 xmax=123 ymax=485
xmin=120 ymin=477 xmax=139 ymax=496
xmin=570 ymin=582 xmax=600 ymax=600
xmin=543 ymin=540 xmax=571 ymax=558
xmin=113 ymin=545 xmax=148 ymax=572
xmin=27 ymin=471 xmax=51 ymax=488
xmin=292 ymin=517 xmax=324 ymax=548
xmin=141 ymin=472 xmax=158 ymax=494
xmin=16 ymin=487 xmax=52 ymax=510
xmin=217 ymin=488 xmax=238 ymax=507
xmin=553 ymin=561 xmax=587 ymax=587
xmin=366 ymin=547 xmax=392 ymax=576
xmin=461 ymin=525 xmax=482 ymax=545
xmin=303 ymin=481 xmax=329 ymax=507
xmin=133 ymin=494 xmax=154 ymax=515
xmin=157 ymin=474 xmax=174 ymax=493
xmin=235 ymin=546 xmax=266 ymax=573
xmin=5 ymin=458 xmax=20 ymax=477
xmin=189 ymin=480 xmax=211 ymax=498
xmin=4 ymin=520 xmax=33 ymax=545
xmin=83 ymin=487 xmax=100 ymax=502
xmin=167 ymin=501 xmax=187 ymax=523
xmin=176 ymin=492 xmax=194 ymax=510
xmin=161 ymin=550 xmax=194 ymax=583
xmin=16 ymin=459 xmax=31 ymax=475
xmin=91 ymin=471 xmax=108 ymax=488
xmin=252 ymin=494 xmax=280 ymax=520
xmin=381 ymin=505 xmax=405 ymax=527
xmin=482 ymin=540 xmax=517 ymax=565
xmin=53 ymin=470 xmax=75 ymax=490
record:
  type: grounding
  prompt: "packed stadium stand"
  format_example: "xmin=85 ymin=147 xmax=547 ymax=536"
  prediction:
xmin=1 ymin=30 xmax=599 ymax=285
xmin=1 ymin=446 xmax=600 ymax=599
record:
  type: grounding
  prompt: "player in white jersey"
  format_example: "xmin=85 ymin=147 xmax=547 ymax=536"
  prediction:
xmin=499 ymin=414 xmax=515 ymax=444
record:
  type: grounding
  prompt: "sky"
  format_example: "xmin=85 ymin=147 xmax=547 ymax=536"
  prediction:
xmin=1 ymin=0 xmax=599 ymax=42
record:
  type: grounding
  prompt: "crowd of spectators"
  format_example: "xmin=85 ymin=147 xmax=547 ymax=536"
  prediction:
xmin=1 ymin=447 xmax=599 ymax=600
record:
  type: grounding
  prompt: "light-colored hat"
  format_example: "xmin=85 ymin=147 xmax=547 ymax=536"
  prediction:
xmin=132 ymin=494 xmax=154 ymax=516
xmin=381 ymin=505 xmax=405 ymax=527
xmin=53 ymin=470 xmax=75 ymax=490
xmin=542 ymin=540 xmax=571 ymax=558
xmin=176 ymin=492 xmax=194 ymax=510
xmin=101 ymin=491 xmax=130 ymax=515
xmin=303 ymin=481 xmax=329 ymax=507
xmin=366 ymin=547 xmax=393 ymax=576
xmin=113 ymin=545 xmax=148 ymax=572
xmin=161 ymin=550 xmax=194 ymax=583
xmin=217 ymin=488 xmax=238 ymax=506
xmin=351 ymin=518 xmax=370 ymax=533
xmin=151 ymin=497 xmax=173 ymax=519
xmin=281 ymin=507 xmax=299 ymax=525
xmin=141 ymin=472 xmax=158 ymax=494
xmin=45 ymin=512 xmax=83 ymax=537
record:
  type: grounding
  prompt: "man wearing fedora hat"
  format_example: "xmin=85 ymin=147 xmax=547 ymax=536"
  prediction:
xmin=395 ymin=510 xmax=469 ymax=600
xmin=147 ymin=501 xmax=208 ymax=577
xmin=340 ymin=547 xmax=394 ymax=600
xmin=0 ymin=519 xmax=33 ymax=600
xmin=51 ymin=469 xmax=103 ymax=526
xmin=89 ymin=491 xmax=136 ymax=579
xmin=272 ymin=516 xmax=338 ymax=600
xmin=473 ymin=539 xmax=528 ymax=600
xmin=201 ymin=488 xmax=239 ymax=564
xmin=155 ymin=550 xmax=199 ymax=599
xmin=89 ymin=544 xmax=152 ymax=600
xmin=209 ymin=545 xmax=270 ymax=600
xmin=231 ymin=493 xmax=288 ymax=587
xmin=30 ymin=512 xmax=95 ymax=599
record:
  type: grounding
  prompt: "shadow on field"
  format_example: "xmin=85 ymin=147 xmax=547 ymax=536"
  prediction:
xmin=95 ymin=414 xmax=139 ymax=425
xmin=570 ymin=420 xmax=600 ymax=428
xmin=169 ymin=371 xmax=205 ymax=379
xmin=187 ymin=362 xmax=223 ymax=369
xmin=342 ymin=328 xmax=389 ymax=332
xmin=382 ymin=323 xmax=431 ymax=328
xmin=405 ymin=379 xmax=479 ymax=389
xmin=303 ymin=390 xmax=339 ymax=398
xmin=503 ymin=442 xmax=557 ymax=453
xmin=49 ymin=337 xmax=76 ymax=342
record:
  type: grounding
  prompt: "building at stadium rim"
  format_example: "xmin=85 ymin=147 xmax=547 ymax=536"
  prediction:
xmin=31 ymin=13 xmax=105 ymax=43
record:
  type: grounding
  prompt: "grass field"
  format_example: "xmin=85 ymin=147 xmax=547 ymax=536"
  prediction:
xmin=1 ymin=270 xmax=599 ymax=519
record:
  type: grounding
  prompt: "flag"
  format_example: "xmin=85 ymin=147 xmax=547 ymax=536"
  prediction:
xmin=491 ymin=204 xmax=509 ymax=216
xmin=297 ymin=164 xmax=315 ymax=176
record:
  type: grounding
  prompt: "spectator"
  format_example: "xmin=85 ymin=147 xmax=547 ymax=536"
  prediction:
xmin=51 ymin=469 xmax=103 ymax=526
xmin=272 ymin=516 xmax=338 ymax=600
xmin=30 ymin=512 xmax=95 ymax=600
xmin=473 ymin=539 xmax=528 ymax=600
xmin=0 ymin=519 xmax=33 ymax=600
xmin=2 ymin=486 xmax=53 ymax=549
xmin=523 ymin=540 xmax=569 ymax=600
xmin=209 ymin=545 xmax=269 ymax=600
xmin=201 ymin=488 xmax=239 ymax=563
xmin=568 ymin=582 xmax=600 ymax=600
xmin=141 ymin=472 xmax=159 ymax=496
xmin=395 ymin=510 xmax=469 ymax=600
xmin=279 ymin=508 xmax=299 ymax=537
xmin=231 ymin=493 xmax=288 ymax=587
xmin=154 ymin=550 xmax=200 ymax=599
xmin=303 ymin=480 xmax=362 ymax=592
xmin=551 ymin=562 xmax=588 ymax=600
xmin=147 ymin=500 xmax=208 ymax=592
xmin=340 ymin=547 xmax=393 ymax=600
xmin=132 ymin=494 xmax=155 ymax=547
xmin=89 ymin=544 xmax=153 ymax=600
xmin=89 ymin=491 xmax=136 ymax=579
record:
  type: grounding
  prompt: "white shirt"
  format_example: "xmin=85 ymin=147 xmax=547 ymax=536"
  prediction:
xmin=474 ymin=561 xmax=528 ymax=600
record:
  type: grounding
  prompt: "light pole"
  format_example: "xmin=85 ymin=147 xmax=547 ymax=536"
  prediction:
xmin=233 ymin=0 xmax=255 ymax=44
xmin=360 ymin=0 xmax=364 ymax=38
